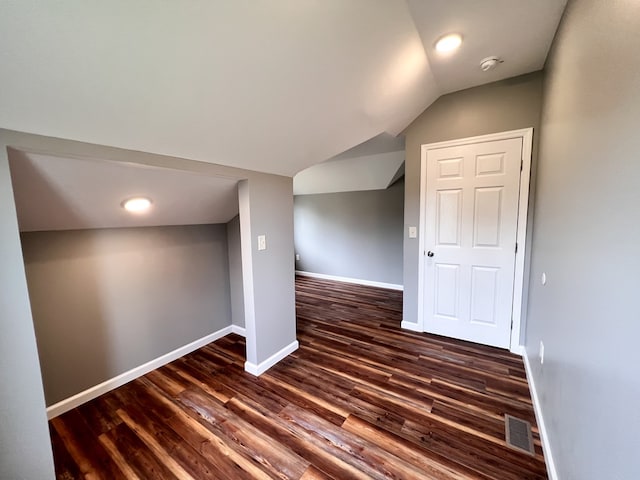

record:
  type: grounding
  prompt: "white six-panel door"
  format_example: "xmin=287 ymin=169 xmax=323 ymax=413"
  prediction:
xmin=422 ymin=137 xmax=523 ymax=349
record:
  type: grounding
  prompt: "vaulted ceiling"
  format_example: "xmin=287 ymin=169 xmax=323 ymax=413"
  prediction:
xmin=8 ymin=150 xmax=240 ymax=232
xmin=0 ymin=1 xmax=567 ymax=177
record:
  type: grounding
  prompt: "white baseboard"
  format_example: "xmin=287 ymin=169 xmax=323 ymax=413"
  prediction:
xmin=244 ymin=340 xmax=299 ymax=376
xmin=46 ymin=325 xmax=233 ymax=419
xmin=295 ymin=270 xmax=403 ymax=291
xmin=231 ymin=325 xmax=246 ymax=337
xmin=510 ymin=345 xmax=524 ymax=356
xmin=401 ymin=321 xmax=423 ymax=332
xmin=523 ymin=347 xmax=558 ymax=480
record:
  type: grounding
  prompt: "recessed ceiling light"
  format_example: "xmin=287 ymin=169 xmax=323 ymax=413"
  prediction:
xmin=435 ymin=33 xmax=463 ymax=53
xmin=122 ymin=197 xmax=152 ymax=213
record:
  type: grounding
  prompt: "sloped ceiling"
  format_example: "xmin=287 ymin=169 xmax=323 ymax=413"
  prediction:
xmin=0 ymin=1 xmax=567 ymax=177
xmin=9 ymin=150 xmax=239 ymax=232
xmin=0 ymin=0 xmax=436 ymax=176
xmin=294 ymin=151 xmax=405 ymax=196
xmin=408 ymin=0 xmax=568 ymax=94
xmin=329 ymin=133 xmax=406 ymax=162
xmin=294 ymin=132 xmax=405 ymax=195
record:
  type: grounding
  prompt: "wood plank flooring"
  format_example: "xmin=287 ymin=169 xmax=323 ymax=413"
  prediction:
xmin=49 ymin=276 xmax=547 ymax=479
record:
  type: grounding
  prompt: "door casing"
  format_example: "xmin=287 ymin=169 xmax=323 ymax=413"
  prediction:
xmin=415 ymin=128 xmax=533 ymax=354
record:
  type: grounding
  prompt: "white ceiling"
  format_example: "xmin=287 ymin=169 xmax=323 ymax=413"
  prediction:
xmin=0 ymin=1 xmax=566 ymax=178
xmin=294 ymin=151 xmax=405 ymax=196
xmin=294 ymin=133 xmax=405 ymax=195
xmin=408 ymin=0 xmax=568 ymax=94
xmin=9 ymin=150 xmax=239 ymax=232
xmin=330 ymin=133 xmax=405 ymax=162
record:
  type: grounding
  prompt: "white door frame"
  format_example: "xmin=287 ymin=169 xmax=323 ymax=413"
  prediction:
xmin=416 ymin=128 xmax=533 ymax=354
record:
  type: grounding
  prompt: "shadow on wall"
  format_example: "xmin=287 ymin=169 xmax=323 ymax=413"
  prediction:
xmin=8 ymin=153 xmax=111 ymax=406
xmin=20 ymin=225 xmax=232 ymax=406
xmin=8 ymin=148 xmax=90 ymax=232
xmin=22 ymin=230 xmax=112 ymax=406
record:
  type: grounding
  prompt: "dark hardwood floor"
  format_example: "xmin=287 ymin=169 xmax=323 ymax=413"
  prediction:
xmin=49 ymin=276 xmax=547 ymax=479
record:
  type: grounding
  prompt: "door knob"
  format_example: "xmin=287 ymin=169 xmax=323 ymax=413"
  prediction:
xmin=427 ymin=251 xmax=435 ymax=257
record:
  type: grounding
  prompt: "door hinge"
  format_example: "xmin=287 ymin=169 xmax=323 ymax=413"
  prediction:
xmin=520 ymin=159 xmax=523 ymax=171
xmin=515 ymin=242 xmax=518 ymax=254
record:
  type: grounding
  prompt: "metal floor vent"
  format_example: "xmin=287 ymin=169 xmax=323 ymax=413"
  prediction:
xmin=505 ymin=414 xmax=535 ymax=456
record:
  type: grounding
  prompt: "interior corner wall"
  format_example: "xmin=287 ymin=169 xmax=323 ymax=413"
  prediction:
xmin=524 ymin=0 xmax=640 ymax=478
xmin=21 ymin=224 xmax=232 ymax=406
xmin=226 ymin=215 xmax=245 ymax=328
xmin=0 ymin=128 xmax=298 ymax=476
xmin=0 ymin=151 xmax=55 ymax=479
xmin=294 ymin=179 xmax=404 ymax=285
xmin=402 ymin=71 xmax=544 ymax=331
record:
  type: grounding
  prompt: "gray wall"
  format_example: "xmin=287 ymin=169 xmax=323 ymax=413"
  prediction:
xmin=0 ymin=150 xmax=55 ymax=479
xmin=226 ymin=215 xmax=245 ymax=328
xmin=1 ymin=128 xmax=296 ymax=478
xmin=239 ymin=176 xmax=297 ymax=364
xmin=294 ymin=179 xmax=404 ymax=285
xmin=0 ymin=119 xmax=291 ymax=478
xmin=402 ymin=72 xmax=543 ymax=333
xmin=525 ymin=1 xmax=640 ymax=478
xmin=21 ymin=224 xmax=231 ymax=406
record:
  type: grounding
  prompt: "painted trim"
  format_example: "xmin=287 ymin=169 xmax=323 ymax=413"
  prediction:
xmin=401 ymin=321 xmax=423 ymax=332
xmin=231 ymin=325 xmax=246 ymax=337
xmin=417 ymin=128 xmax=534 ymax=150
xmin=510 ymin=128 xmax=534 ymax=353
xmin=523 ymin=348 xmax=559 ymax=480
xmin=46 ymin=326 xmax=233 ymax=419
xmin=244 ymin=340 xmax=299 ymax=376
xmin=295 ymin=270 xmax=403 ymax=291
xmin=238 ymin=180 xmax=258 ymax=366
xmin=417 ymin=128 xmax=533 ymax=352
xmin=510 ymin=345 xmax=524 ymax=357
xmin=416 ymin=144 xmax=428 ymax=329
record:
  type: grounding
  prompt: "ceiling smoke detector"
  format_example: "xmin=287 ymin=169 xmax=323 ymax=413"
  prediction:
xmin=480 ymin=56 xmax=503 ymax=72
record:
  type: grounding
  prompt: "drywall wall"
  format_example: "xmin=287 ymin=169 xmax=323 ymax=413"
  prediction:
xmin=227 ymin=215 xmax=245 ymax=328
xmin=239 ymin=176 xmax=297 ymax=366
xmin=1 ymin=124 xmax=295 ymax=478
xmin=21 ymin=224 xmax=231 ymax=406
xmin=525 ymin=1 xmax=640 ymax=478
xmin=294 ymin=179 xmax=404 ymax=285
xmin=402 ymin=72 xmax=543 ymax=337
xmin=0 ymin=150 xmax=55 ymax=478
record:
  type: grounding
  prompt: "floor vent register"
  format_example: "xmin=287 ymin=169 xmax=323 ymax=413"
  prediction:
xmin=505 ymin=414 xmax=535 ymax=455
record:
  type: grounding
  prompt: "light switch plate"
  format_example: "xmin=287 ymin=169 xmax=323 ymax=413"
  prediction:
xmin=257 ymin=235 xmax=266 ymax=251
xmin=408 ymin=226 xmax=417 ymax=238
